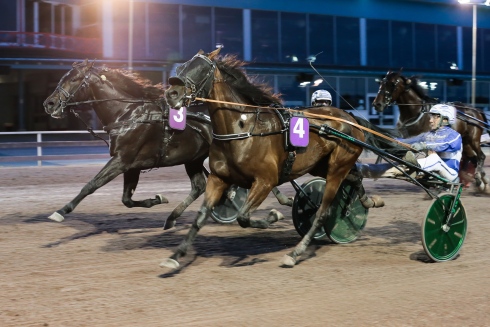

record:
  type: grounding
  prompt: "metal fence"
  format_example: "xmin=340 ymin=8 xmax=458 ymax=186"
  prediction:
xmin=0 ymin=131 xmax=110 ymax=167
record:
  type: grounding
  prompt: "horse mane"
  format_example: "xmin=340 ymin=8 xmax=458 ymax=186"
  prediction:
xmin=96 ymin=67 xmax=165 ymax=100
xmin=214 ymin=55 xmax=282 ymax=106
xmin=401 ymin=74 xmax=437 ymax=103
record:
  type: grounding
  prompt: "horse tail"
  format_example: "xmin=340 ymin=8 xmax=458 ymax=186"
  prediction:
xmin=350 ymin=113 xmax=407 ymax=158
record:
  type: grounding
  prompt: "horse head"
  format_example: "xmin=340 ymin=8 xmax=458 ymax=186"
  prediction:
xmin=372 ymin=70 xmax=407 ymax=113
xmin=43 ymin=59 xmax=95 ymax=118
xmin=165 ymin=48 xmax=221 ymax=109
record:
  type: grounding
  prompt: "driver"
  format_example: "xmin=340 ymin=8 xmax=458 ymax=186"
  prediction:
xmin=382 ymin=103 xmax=462 ymax=182
xmin=311 ymin=89 xmax=332 ymax=107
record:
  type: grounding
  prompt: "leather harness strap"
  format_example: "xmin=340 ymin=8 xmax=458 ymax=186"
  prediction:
xmin=196 ymin=97 xmax=412 ymax=150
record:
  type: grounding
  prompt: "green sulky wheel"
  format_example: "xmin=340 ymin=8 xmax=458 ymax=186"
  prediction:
xmin=210 ymin=185 xmax=249 ymax=224
xmin=292 ymin=178 xmax=327 ymax=240
xmin=323 ymin=180 xmax=368 ymax=244
xmin=421 ymin=192 xmax=467 ymax=262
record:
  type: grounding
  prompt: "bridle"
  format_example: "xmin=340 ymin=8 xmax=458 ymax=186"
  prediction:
xmin=168 ymin=54 xmax=217 ymax=107
xmin=380 ymin=74 xmax=431 ymax=129
xmin=167 ymin=54 xmax=288 ymax=141
xmin=53 ymin=66 xmax=93 ymax=113
xmin=379 ymin=74 xmax=404 ymax=107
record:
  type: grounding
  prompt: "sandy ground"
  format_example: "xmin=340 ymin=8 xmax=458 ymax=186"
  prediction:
xmin=0 ymin=161 xmax=489 ymax=327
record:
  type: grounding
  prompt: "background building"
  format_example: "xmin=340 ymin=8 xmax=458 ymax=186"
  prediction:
xmin=1 ymin=0 xmax=490 ymax=131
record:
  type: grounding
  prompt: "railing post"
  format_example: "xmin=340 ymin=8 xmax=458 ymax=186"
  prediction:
xmin=37 ymin=132 xmax=42 ymax=166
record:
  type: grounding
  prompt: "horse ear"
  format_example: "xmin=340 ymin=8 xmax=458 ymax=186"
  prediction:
xmin=82 ymin=58 xmax=88 ymax=66
xmin=197 ymin=49 xmax=204 ymax=55
xmin=208 ymin=47 xmax=221 ymax=60
xmin=398 ymin=67 xmax=404 ymax=74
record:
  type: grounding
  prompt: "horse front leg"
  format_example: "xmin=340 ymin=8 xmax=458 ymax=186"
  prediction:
xmin=163 ymin=159 xmax=207 ymax=230
xmin=48 ymin=157 xmax=126 ymax=222
xmin=121 ymin=169 xmax=169 ymax=208
xmin=160 ymin=174 xmax=229 ymax=269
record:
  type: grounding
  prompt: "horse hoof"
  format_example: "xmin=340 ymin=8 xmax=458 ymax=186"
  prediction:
xmin=163 ymin=219 xmax=175 ymax=230
xmin=371 ymin=195 xmax=385 ymax=208
xmin=281 ymin=255 xmax=296 ymax=267
xmin=477 ymin=182 xmax=486 ymax=193
xmin=48 ymin=212 xmax=64 ymax=222
xmin=286 ymin=197 xmax=294 ymax=207
xmin=155 ymin=194 xmax=169 ymax=204
xmin=160 ymin=258 xmax=179 ymax=269
xmin=269 ymin=209 xmax=285 ymax=222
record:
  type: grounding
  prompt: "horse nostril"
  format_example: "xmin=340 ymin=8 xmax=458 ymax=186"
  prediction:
xmin=169 ymin=90 xmax=178 ymax=99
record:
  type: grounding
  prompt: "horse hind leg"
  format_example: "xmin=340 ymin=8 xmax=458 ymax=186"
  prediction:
xmin=49 ymin=157 xmax=125 ymax=222
xmin=282 ymin=160 xmax=354 ymax=267
xmin=471 ymin=143 xmax=488 ymax=192
xmin=271 ymin=187 xmax=293 ymax=207
xmin=121 ymin=169 xmax=169 ymax=208
xmin=236 ymin=181 xmax=284 ymax=229
xmin=163 ymin=159 xmax=207 ymax=230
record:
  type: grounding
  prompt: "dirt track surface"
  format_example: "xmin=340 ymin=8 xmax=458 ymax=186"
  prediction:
xmin=1 ymin=162 xmax=489 ymax=327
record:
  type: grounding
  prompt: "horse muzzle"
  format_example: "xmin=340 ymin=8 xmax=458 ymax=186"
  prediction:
xmin=165 ymin=86 xmax=186 ymax=109
xmin=43 ymin=98 xmax=64 ymax=119
xmin=372 ymin=101 xmax=387 ymax=113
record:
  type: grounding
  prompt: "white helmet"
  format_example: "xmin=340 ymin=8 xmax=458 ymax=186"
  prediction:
xmin=428 ymin=104 xmax=456 ymax=125
xmin=311 ymin=90 xmax=332 ymax=106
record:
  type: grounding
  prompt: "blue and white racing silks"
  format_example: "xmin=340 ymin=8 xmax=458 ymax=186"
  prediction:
xmin=397 ymin=126 xmax=462 ymax=172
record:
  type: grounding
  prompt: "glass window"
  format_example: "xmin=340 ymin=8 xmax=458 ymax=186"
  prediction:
xmin=391 ymin=21 xmax=414 ymax=69
xmin=252 ymin=10 xmax=279 ymax=63
xmin=336 ymin=17 xmax=360 ymax=66
xmin=308 ymin=14 xmax=334 ymax=65
xmin=0 ymin=0 xmax=16 ymax=30
xmin=112 ymin=3 xmax=129 ymax=59
xmin=215 ymin=8 xmax=243 ymax=58
xmin=131 ymin=2 xmax=146 ymax=59
xmin=280 ymin=12 xmax=306 ymax=63
xmin=462 ymin=26 xmax=472 ymax=72
xmin=446 ymin=82 xmax=468 ymax=103
xmin=481 ymin=29 xmax=490 ymax=73
xmin=148 ymin=4 xmax=180 ymax=61
xmin=39 ymin=2 xmax=52 ymax=33
xmin=414 ymin=23 xmax=436 ymax=69
xmin=278 ymin=75 xmax=306 ymax=106
xmin=338 ymin=77 xmax=365 ymax=110
xmin=437 ymin=25 xmax=457 ymax=71
xmin=366 ymin=19 xmax=389 ymax=68
xmin=182 ymin=6 xmax=212 ymax=59
xmin=475 ymin=81 xmax=490 ymax=108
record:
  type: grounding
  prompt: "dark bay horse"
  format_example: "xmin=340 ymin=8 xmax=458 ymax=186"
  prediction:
xmin=43 ymin=60 xmax=292 ymax=227
xmin=372 ymin=71 xmax=489 ymax=191
xmin=43 ymin=60 xmax=212 ymax=229
xmin=162 ymin=49 xmax=366 ymax=268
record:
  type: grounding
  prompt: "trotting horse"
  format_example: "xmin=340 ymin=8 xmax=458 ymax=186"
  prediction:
xmin=43 ymin=60 xmax=213 ymax=229
xmin=43 ymin=60 xmax=293 ymax=227
xmin=372 ymin=70 xmax=489 ymax=191
xmin=161 ymin=49 xmax=367 ymax=268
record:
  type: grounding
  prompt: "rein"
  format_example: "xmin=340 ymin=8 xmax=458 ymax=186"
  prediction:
xmin=196 ymin=97 xmax=412 ymax=150
xmin=70 ymin=109 xmax=109 ymax=147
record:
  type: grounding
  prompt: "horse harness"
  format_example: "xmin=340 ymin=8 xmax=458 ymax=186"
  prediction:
xmin=55 ymin=65 xmax=212 ymax=165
